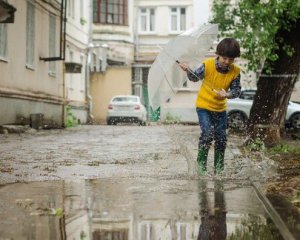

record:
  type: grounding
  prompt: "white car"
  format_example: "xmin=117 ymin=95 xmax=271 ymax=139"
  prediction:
xmin=106 ymin=95 xmax=147 ymax=126
xmin=227 ymin=90 xmax=300 ymax=129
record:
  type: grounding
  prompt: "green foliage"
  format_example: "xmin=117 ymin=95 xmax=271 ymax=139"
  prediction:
xmin=54 ymin=208 xmax=64 ymax=218
xmin=247 ymin=138 xmax=265 ymax=151
xmin=211 ymin=0 xmax=300 ymax=73
xmin=66 ymin=105 xmax=78 ymax=128
xmin=228 ymin=214 xmax=282 ymax=240
xmin=164 ymin=112 xmax=181 ymax=124
xmin=287 ymin=216 xmax=296 ymax=229
xmin=267 ymin=143 xmax=300 ymax=154
xmin=80 ymin=231 xmax=87 ymax=240
xmin=80 ymin=17 xmax=87 ymax=25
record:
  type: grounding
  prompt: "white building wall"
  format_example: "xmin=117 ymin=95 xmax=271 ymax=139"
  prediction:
xmin=65 ymin=0 xmax=91 ymax=124
xmin=134 ymin=0 xmax=194 ymax=63
xmin=193 ymin=0 xmax=210 ymax=25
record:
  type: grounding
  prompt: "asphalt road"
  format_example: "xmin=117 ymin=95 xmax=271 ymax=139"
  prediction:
xmin=0 ymin=124 xmax=292 ymax=240
xmin=0 ymin=124 xmax=276 ymax=184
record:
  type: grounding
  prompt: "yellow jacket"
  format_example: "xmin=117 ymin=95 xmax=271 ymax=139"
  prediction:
xmin=196 ymin=58 xmax=240 ymax=112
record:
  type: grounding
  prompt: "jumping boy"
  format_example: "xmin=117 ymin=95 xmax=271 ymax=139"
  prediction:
xmin=179 ymin=38 xmax=241 ymax=175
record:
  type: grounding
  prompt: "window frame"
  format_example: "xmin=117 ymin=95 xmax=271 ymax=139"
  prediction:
xmin=169 ymin=6 xmax=186 ymax=33
xmin=0 ymin=23 xmax=8 ymax=60
xmin=80 ymin=55 xmax=85 ymax=92
xmin=0 ymin=0 xmax=8 ymax=58
xmin=68 ymin=50 xmax=74 ymax=89
xmin=26 ymin=1 xmax=36 ymax=69
xmin=80 ymin=0 xmax=84 ymax=22
xmin=48 ymin=14 xmax=57 ymax=76
xmin=138 ymin=7 xmax=155 ymax=33
xmin=93 ymin=0 xmax=128 ymax=26
xmin=67 ymin=0 xmax=75 ymax=19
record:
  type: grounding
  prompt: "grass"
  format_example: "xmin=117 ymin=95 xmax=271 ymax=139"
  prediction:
xmin=266 ymin=143 xmax=300 ymax=154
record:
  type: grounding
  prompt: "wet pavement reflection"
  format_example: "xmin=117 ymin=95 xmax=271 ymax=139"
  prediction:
xmin=0 ymin=178 xmax=284 ymax=240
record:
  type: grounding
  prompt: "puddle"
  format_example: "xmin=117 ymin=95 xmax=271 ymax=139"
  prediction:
xmin=0 ymin=178 xmax=290 ymax=239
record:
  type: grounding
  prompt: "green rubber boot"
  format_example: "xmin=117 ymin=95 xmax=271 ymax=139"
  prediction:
xmin=214 ymin=150 xmax=225 ymax=174
xmin=197 ymin=148 xmax=209 ymax=175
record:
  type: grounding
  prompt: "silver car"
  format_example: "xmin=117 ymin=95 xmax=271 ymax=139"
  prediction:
xmin=106 ymin=95 xmax=147 ymax=125
xmin=227 ymin=90 xmax=300 ymax=129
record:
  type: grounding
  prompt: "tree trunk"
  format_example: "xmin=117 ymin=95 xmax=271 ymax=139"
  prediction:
xmin=247 ymin=18 xmax=300 ymax=146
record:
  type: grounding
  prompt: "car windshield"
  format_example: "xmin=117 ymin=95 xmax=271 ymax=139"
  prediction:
xmin=112 ymin=97 xmax=138 ymax=103
xmin=240 ymin=90 xmax=256 ymax=100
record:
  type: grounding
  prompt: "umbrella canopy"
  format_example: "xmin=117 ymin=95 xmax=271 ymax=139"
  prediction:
xmin=148 ymin=24 xmax=218 ymax=112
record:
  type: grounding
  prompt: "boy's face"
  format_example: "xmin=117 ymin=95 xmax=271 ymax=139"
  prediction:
xmin=218 ymin=56 xmax=235 ymax=68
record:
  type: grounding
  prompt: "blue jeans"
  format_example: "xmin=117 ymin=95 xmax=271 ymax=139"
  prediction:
xmin=196 ymin=108 xmax=227 ymax=152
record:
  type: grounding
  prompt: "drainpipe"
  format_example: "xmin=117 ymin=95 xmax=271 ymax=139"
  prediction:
xmin=62 ymin=63 xmax=66 ymax=127
xmin=86 ymin=0 xmax=94 ymax=124
xmin=86 ymin=47 xmax=94 ymax=124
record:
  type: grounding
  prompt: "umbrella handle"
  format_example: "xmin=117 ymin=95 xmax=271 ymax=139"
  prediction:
xmin=176 ymin=59 xmax=216 ymax=92
xmin=176 ymin=60 xmax=192 ymax=73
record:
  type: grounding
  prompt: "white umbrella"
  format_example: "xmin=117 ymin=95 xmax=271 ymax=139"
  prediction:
xmin=148 ymin=24 xmax=218 ymax=112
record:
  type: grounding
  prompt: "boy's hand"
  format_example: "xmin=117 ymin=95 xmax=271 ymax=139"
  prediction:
xmin=179 ymin=63 xmax=189 ymax=71
xmin=214 ymin=89 xmax=229 ymax=99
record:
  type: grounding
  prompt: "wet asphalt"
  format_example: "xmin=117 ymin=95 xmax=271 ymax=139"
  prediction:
xmin=0 ymin=124 xmax=276 ymax=183
xmin=0 ymin=124 xmax=291 ymax=239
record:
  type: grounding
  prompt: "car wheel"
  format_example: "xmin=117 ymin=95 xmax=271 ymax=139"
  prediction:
xmin=289 ymin=113 xmax=300 ymax=129
xmin=107 ymin=119 xmax=116 ymax=125
xmin=139 ymin=120 xmax=146 ymax=126
xmin=228 ymin=112 xmax=246 ymax=129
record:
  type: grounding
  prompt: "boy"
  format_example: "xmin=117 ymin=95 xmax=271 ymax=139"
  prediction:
xmin=179 ymin=38 xmax=241 ymax=175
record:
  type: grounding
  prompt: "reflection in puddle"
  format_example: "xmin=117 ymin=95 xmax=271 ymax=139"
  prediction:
xmin=197 ymin=181 xmax=283 ymax=240
xmin=0 ymin=179 xmax=285 ymax=239
xmin=198 ymin=180 xmax=227 ymax=239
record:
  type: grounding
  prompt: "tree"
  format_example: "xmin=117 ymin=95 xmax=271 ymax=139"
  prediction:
xmin=211 ymin=0 xmax=300 ymax=146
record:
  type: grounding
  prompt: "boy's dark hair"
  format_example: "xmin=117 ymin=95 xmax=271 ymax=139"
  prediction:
xmin=216 ymin=38 xmax=240 ymax=58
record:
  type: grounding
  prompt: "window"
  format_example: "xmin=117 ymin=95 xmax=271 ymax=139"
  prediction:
xmin=138 ymin=222 xmax=152 ymax=240
xmin=176 ymin=223 xmax=187 ymax=240
xmin=67 ymin=0 xmax=75 ymax=19
xmin=49 ymin=14 xmax=57 ymax=75
xmin=93 ymin=0 xmax=128 ymax=25
xmin=0 ymin=24 xmax=7 ymax=58
xmin=80 ymin=0 xmax=84 ymax=20
xmin=0 ymin=0 xmax=8 ymax=57
xmin=112 ymin=96 xmax=138 ymax=103
xmin=170 ymin=7 xmax=186 ymax=32
xmin=69 ymin=51 xmax=74 ymax=89
xmin=80 ymin=55 xmax=85 ymax=92
xmin=26 ymin=2 xmax=35 ymax=67
xmin=139 ymin=8 xmax=155 ymax=33
xmin=132 ymin=67 xmax=149 ymax=103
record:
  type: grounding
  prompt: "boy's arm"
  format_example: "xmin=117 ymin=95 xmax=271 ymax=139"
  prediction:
xmin=187 ymin=64 xmax=205 ymax=82
xmin=227 ymin=74 xmax=241 ymax=99
xmin=179 ymin=63 xmax=205 ymax=82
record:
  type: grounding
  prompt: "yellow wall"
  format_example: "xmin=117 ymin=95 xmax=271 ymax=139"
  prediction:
xmin=91 ymin=67 xmax=132 ymax=123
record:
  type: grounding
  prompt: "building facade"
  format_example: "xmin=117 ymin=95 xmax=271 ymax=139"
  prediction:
xmin=133 ymin=0 xmax=195 ymax=118
xmin=64 ymin=0 xmax=91 ymax=125
xmin=0 ymin=0 xmax=64 ymax=128
xmin=89 ymin=0 xmax=213 ymax=123
xmin=90 ymin=0 xmax=135 ymax=123
xmin=0 ymin=0 xmax=97 ymax=127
